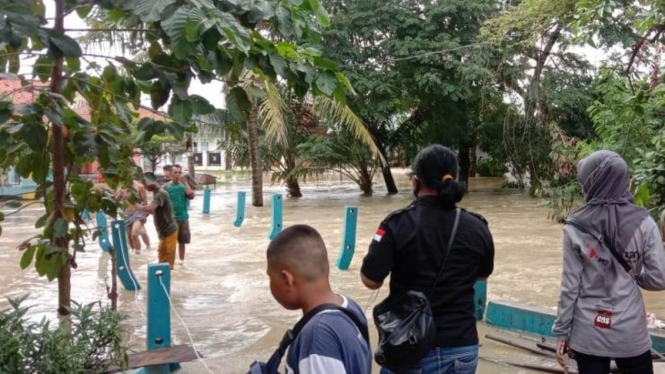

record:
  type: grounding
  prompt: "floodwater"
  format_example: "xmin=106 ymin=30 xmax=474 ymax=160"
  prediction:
xmin=1 ymin=170 xmax=664 ymax=374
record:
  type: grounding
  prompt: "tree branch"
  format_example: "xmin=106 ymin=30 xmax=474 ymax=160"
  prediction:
xmin=625 ymin=25 xmax=665 ymax=76
xmin=534 ymin=22 xmax=564 ymax=84
xmin=65 ymin=28 xmax=151 ymax=33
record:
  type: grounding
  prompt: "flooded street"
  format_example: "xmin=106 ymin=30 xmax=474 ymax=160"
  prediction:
xmin=1 ymin=170 xmax=664 ymax=373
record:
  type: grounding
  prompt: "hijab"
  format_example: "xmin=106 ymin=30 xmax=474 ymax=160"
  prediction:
xmin=568 ymin=150 xmax=648 ymax=258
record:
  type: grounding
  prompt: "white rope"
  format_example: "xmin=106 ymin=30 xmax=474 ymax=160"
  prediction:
xmin=158 ymin=275 xmax=215 ymax=374
xmin=363 ymin=289 xmax=380 ymax=315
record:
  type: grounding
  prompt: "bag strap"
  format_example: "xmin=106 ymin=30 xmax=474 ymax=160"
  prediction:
xmin=428 ymin=208 xmax=461 ymax=299
xmin=565 ymin=219 xmax=635 ymax=278
xmin=264 ymin=303 xmax=369 ymax=373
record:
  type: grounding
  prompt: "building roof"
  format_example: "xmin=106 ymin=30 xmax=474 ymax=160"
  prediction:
xmin=0 ymin=79 xmax=166 ymax=121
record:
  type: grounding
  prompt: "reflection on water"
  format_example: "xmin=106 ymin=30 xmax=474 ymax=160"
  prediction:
xmin=1 ymin=171 xmax=663 ymax=373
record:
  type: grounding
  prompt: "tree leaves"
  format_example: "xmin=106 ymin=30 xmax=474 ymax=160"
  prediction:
xmin=133 ymin=0 xmax=177 ymax=23
xmin=227 ymin=87 xmax=252 ymax=123
xmin=48 ymin=33 xmax=82 ymax=58
xmin=53 ymin=218 xmax=68 ymax=239
xmin=169 ymin=96 xmax=194 ymax=125
xmin=150 ymin=81 xmax=171 ymax=109
xmin=315 ymin=71 xmax=337 ymax=96
xmin=33 ymin=55 xmax=52 ymax=82
xmin=20 ymin=245 xmax=36 ymax=269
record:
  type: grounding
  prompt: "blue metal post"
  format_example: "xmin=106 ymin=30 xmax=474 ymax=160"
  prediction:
xmin=336 ymin=206 xmax=358 ymax=270
xmin=202 ymin=187 xmax=211 ymax=214
xmin=268 ymin=194 xmax=283 ymax=240
xmin=110 ymin=220 xmax=141 ymax=291
xmin=96 ymin=211 xmax=111 ymax=252
xmin=474 ymin=280 xmax=487 ymax=321
xmin=233 ymin=191 xmax=246 ymax=227
xmin=137 ymin=263 xmax=180 ymax=373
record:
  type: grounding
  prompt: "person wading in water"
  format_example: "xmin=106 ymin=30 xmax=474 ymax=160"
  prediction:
xmin=554 ymin=150 xmax=665 ymax=374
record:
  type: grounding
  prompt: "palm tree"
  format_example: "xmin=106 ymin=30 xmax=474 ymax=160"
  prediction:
xmin=226 ymin=71 xmax=380 ymax=205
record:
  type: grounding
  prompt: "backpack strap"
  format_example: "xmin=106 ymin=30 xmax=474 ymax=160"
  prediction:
xmin=566 ymin=219 xmax=635 ymax=278
xmin=428 ymin=208 xmax=461 ymax=299
xmin=263 ymin=303 xmax=369 ymax=373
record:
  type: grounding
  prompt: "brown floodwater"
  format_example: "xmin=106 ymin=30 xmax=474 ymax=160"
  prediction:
xmin=1 ymin=170 xmax=664 ymax=373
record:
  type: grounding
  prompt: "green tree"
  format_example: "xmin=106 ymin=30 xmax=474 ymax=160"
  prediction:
xmin=322 ymin=0 xmax=503 ymax=187
xmin=0 ymin=0 xmax=360 ymax=317
xmin=301 ymin=127 xmax=379 ymax=195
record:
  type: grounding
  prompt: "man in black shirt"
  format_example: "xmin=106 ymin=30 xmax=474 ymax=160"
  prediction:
xmin=361 ymin=144 xmax=494 ymax=374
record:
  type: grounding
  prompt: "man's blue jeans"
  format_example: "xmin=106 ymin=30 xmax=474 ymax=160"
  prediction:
xmin=379 ymin=345 xmax=479 ymax=374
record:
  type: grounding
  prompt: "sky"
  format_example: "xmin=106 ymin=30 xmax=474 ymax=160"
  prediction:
xmin=18 ymin=1 xmax=226 ymax=112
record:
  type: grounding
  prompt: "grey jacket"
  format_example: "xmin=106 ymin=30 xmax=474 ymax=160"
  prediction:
xmin=553 ymin=216 xmax=665 ymax=358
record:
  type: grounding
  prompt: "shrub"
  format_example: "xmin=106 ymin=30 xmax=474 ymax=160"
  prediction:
xmin=476 ymin=157 xmax=508 ymax=177
xmin=0 ymin=296 xmax=128 ymax=374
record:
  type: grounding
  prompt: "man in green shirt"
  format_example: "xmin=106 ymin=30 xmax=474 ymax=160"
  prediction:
xmin=166 ymin=165 xmax=195 ymax=262
xmin=137 ymin=172 xmax=178 ymax=269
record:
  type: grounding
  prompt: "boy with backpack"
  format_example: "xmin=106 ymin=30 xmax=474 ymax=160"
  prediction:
xmin=251 ymin=225 xmax=371 ymax=374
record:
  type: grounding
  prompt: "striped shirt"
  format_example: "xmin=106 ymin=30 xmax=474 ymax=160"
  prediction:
xmin=285 ymin=295 xmax=371 ymax=374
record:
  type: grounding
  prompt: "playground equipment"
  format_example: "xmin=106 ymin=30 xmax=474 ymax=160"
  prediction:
xmin=268 ymin=194 xmax=283 ymax=240
xmin=233 ymin=191 xmax=246 ymax=227
xmin=103 ymin=264 xmax=198 ymax=373
xmin=336 ymin=206 xmax=358 ymax=270
xmin=110 ymin=220 xmax=141 ymax=291
xmin=96 ymin=211 xmax=111 ymax=252
xmin=202 ymin=187 xmax=211 ymax=214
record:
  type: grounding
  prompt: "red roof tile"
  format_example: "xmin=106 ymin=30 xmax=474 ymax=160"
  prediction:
xmin=0 ymin=79 xmax=167 ymax=121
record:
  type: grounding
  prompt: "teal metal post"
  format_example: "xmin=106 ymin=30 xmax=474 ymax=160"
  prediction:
xmin=202 ymin=187 xmax=211 ymax=214
xmin=136 ymin=263 xmax=180 ymax=374
xmin=474 ymin=280 xmax=487 ymax=320
xmin=336 ymin=206 xmax=358 ymax=270
xmin=82 ymin=209 xmax=92 ymax=222
xmin=96 ymin=212 xmax=111 ymax=252
xmin=233 ymin=191 xmax=246 ymax=227
xmin=268 ymin=194 xmax=283 ymax=240
xmin=110 ymin=220 xmax=141 ymax=291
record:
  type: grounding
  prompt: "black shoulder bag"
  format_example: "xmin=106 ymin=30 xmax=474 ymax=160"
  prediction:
xmin=247 ymin=303 xmax=370 ymax=374
xmin=565 ymin=218 xmax=636 ymax=279
xmin=373 ymin=208 xmax=461 ymax=373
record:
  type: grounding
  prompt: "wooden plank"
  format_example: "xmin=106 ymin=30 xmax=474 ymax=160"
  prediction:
xmin=480 ymin=356 xmax=578 ymax=374
xmin=100 ymin=344 xmax=199 ymax=373
xmin=485 ymin=332 xmax=555 ymax=358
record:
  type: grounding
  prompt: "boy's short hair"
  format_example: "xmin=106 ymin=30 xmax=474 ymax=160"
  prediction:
xmin=163 ymin=165 xmax=173 ymax=172
xmin=172 ymin=164 xmax=182 ymax=170
xmin=267 ymin=225 xmax=329 ymax=282
xmin=142 ymin=172 xmax=159 ymax=187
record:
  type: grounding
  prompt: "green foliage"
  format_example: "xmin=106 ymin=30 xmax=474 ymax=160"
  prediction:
xmin=321 ymin=0 xmax=501 ymax=176
xmin=0 ymin=0 xmax=355 ymax=300
xmin=0 ymin=296 xmax=128 ymax=374
xmin=300 ymin=127 xmax=378 ymax=195
xmin=476 ymin=157 xmax=507 ymax=177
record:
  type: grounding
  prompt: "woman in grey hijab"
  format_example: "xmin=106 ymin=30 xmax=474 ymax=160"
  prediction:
xmin=554 ymin=150 xmax=665 ymax=374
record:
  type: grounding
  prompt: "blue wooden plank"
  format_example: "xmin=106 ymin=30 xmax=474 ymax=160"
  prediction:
xmin=111 ymin=220 xmax=141 ymax=291
xmin=233 ymin=191 xmax=246 ymax=228
xmin=486 ymin=301 xmax=556 ymax=337
xmin=145 ymin=263 xmax=180 ymax=373
xmin=268 ymin=194 xmax=283 ymax=240
xmin=202 ymin=187 xmax=211 ymax=215
xmin=485 ymin=300 xmax=665 ymax=352
xmin=96 ymin=212 xmax=111 ymax=252
xmin=474 ymin=280 xmax=487 ymax=321
xmin=336 ymin=206 xmax=358 ymax=270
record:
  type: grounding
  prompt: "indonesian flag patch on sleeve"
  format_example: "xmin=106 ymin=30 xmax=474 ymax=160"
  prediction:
xmin=374 ymin=228 xmax=386 ymax=242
